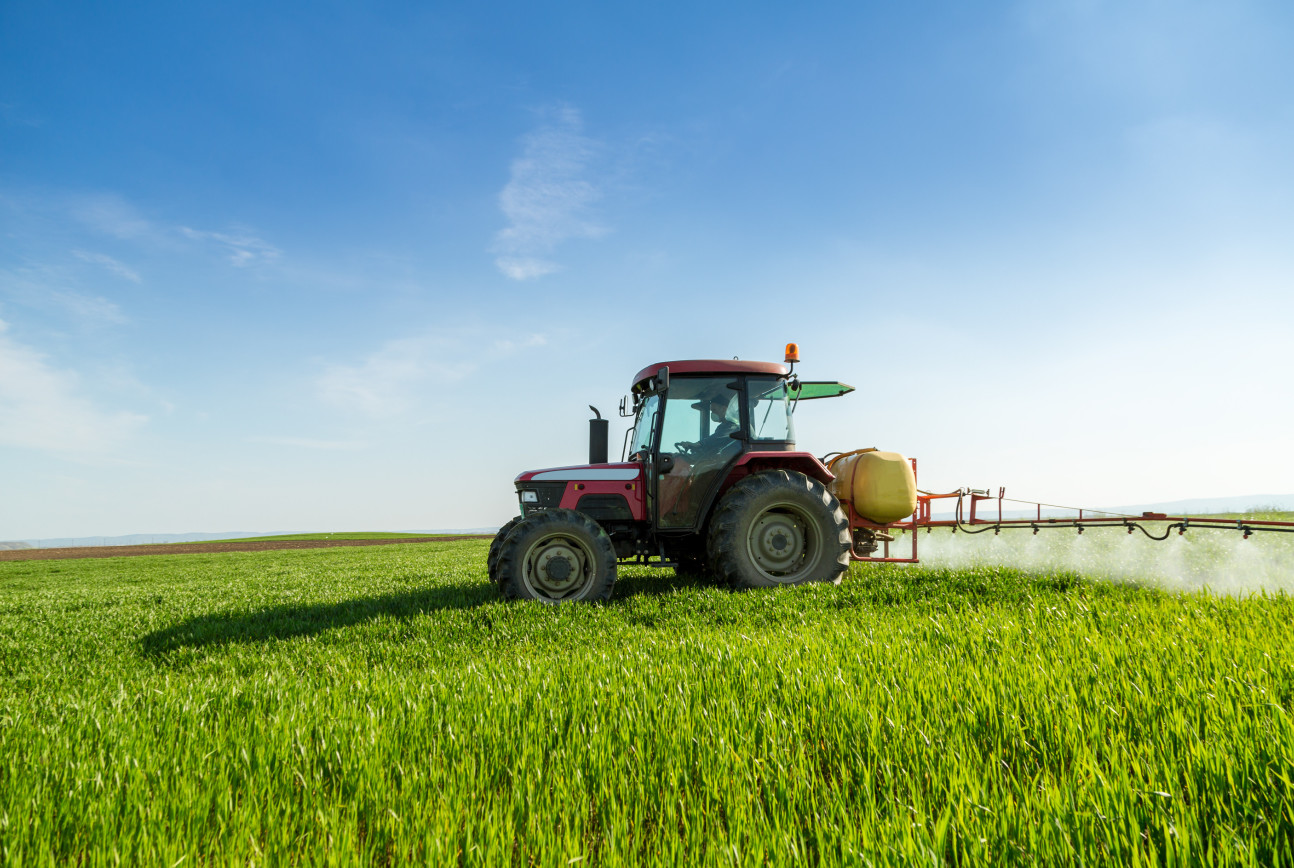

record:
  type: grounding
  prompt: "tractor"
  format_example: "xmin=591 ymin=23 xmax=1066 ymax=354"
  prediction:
xmin=488 ymin=345 xmax=859 ymax=602
xmin=489 ymin=345 xmax=1294 ymax=602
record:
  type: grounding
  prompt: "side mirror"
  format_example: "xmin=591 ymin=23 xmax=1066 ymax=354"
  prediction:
xmin=619 ymin=395 xmax=632 ymax=417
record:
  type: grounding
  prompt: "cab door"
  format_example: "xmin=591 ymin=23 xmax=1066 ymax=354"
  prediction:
xmin=627 ymin=391 xmax=664 ymax=529
xmin=655 ymin=376 xmax=744 ymax=531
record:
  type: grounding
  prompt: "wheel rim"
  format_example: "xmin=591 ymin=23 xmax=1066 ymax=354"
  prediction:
xmin=745 ymin=502 xmax=820 ymax=583
xmin=520 ymin=531 xmax=597 ymax=601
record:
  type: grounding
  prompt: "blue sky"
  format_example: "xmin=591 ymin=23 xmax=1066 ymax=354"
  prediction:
xmin=3 ymin=1 xmax=1293 ymax=538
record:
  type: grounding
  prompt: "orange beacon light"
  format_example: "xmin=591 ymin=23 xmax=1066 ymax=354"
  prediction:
xmin=784 ymin=342 xmax=800 ymax=364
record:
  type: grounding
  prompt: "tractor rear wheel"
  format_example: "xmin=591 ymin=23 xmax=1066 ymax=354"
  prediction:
xmin=707 ymin=470 xmax=850 ymax=589
xmin=496 ymin=509 xmax=616 ymax=603
xmin=488 ymin=515 xmax=525 ymax=585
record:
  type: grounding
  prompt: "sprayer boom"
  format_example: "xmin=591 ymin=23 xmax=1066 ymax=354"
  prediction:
xmin=850 ymin=478 xmax=1294 ymax=563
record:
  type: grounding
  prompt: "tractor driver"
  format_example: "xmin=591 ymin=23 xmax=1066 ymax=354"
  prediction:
xmin=677 ymin=393 xmax=741 ymax=457
xmin=707 ymin=394 xmax=739 ymax=441
xmin=659 ymin=391 xmax=743 ymax=525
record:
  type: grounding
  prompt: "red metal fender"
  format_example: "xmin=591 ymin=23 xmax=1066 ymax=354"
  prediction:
xmin=727 ymin=451 xmax=835 ymax=486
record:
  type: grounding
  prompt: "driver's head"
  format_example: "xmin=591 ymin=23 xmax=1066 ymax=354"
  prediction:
xmin=708 ymin=395 xmax=730 ymax=424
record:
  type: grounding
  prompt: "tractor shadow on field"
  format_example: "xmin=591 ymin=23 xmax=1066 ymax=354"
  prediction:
xmin=140 ymin=569 xmax=724 ymax=659
xmin=139 ymin=583 xmax=497 ymax=659
xmin=610 ymin=569 xmax=719 ymax=599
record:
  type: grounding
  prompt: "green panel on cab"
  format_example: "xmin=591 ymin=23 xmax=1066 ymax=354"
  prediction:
xmin=790 ymin=381 xmax=855 ymax=400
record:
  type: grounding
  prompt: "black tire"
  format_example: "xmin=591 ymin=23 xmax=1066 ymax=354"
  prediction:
xmin=488 ymin=515 xmax=526 ymax=585
xmin=706 ymin=470 xmax=850 ymax=589
xmin=496 ymin=509 xmax=616 ymax=603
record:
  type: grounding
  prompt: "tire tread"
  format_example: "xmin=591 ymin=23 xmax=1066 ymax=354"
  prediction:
xmin=496 ymin=509 xmax=616 ymax=603
xmin=706 ymin=470 xmax=850 ymax=589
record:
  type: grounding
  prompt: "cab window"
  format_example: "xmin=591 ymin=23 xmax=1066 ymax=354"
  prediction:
xmin=746 ymin=377 xmax=794 ymax=442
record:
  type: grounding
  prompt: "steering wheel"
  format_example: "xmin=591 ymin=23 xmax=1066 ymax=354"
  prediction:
xmin=673 ymin=441 xmax=699 ymax=457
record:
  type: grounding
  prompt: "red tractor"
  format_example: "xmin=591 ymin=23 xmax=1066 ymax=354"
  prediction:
xmin=491 ymin=346 xmax=1294 ymax=602
xmin=489 ymin=346 xmax=858 ymax=602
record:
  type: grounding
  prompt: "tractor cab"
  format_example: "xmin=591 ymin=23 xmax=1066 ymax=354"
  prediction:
xmin=628 ymin=360 xmax=799 ymax=530
xmin=496 ymin=347 xmax=856 ymax=603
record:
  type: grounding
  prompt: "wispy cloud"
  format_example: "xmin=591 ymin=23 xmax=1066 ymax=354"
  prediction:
xmin=1017 ymin=0 xmax=1267 ymax=101
xmin=317 ymin=335 xmax=472 ymax=416
xmin=72 ymin=250 xmax=141 ymax=283
xmin=0 ymin=264 xmax=129 ymax=325
xmin=246 ymin=435 xmax=367 ymax=450
xmin=491 ymin=334 xmax=547 ymax=355
xmin=4 ymin=188 xmax=282 ymax=270
xmin=70 ymin=193 xmax=155 ymax=240
xmin=0 ymin=102 xmax=42 ymax=128
xmin=46 ymin=290 xmax=129 ymax=325
xmin=317 ymin=330 xmax=546 ymax=416
xmin=0 ymin=319 xmax=146 ymax=454
xmin=493 ymin=105 xmax=607 ymax=280
xmin=180 ymin=227 xmax=282 ymax=267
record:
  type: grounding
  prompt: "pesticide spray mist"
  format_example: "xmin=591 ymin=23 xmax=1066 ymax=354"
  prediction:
xmin=914 ymin=524 xmax=1294 ymax=596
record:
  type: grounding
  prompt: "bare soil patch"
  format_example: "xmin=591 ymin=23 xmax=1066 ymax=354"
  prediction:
xmin=0 ymin=535 xmax=494 ymax=562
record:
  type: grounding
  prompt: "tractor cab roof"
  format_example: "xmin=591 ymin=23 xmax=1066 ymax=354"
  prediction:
xmin=632 ymin=359 xmax=788 ymax=389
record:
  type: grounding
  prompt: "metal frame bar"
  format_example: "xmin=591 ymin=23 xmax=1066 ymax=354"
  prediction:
xmin=846 ymin=458 xmax=1294 ymax=563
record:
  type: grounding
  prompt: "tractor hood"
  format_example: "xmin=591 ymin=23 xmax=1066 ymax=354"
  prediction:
xmin=514 ymin=463 xmax=643 ymax=484
xmin=514 ymin=462 xmax=648 ymax=522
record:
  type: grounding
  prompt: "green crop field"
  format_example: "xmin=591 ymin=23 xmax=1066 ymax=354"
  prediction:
xmin=2 ymin=536 xmax=1292 ymax=865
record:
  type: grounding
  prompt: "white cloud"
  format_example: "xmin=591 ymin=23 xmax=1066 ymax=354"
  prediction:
xmin=317 ymin=334 xmax=468 ymax=416
xmin=0 ymin=319 xmax=146 ymax=454
xmin=180 ymin=227 xmax=282 ymax=267
xmin=72 ymin=250 xmax=141 ymax=283
xmin=495 ymin=257 xmax=561 ymax=281
xmin=317 ymin=330 xmax=546 ymax=416
xmin=492 ymin=105 xmax=607 ymax=280
xmin=4 ymin=188 xmax=282 ymax=271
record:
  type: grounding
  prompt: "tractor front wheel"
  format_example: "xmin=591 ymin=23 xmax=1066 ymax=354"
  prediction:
xmin=707 ymin=470 xmax=850 ymax=589
xmin=496 ymin=509 xmax=616 ymax=603
xmin=487 ymin=515 xmax=525 ymax=585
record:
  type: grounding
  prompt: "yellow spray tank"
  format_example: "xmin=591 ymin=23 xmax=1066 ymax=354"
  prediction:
xmin=826 ymin=448 xmax=918 ymax=524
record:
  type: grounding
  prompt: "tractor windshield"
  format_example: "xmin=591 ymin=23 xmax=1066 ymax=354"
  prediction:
xmin=746 ymin=377 xmax=795 ymax=443
xmin=627 ymin=393 xmax=659 ymax=458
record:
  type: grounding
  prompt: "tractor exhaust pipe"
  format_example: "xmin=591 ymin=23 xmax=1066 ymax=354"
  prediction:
xmin=589 ymin=406 xmax=608 ymax=465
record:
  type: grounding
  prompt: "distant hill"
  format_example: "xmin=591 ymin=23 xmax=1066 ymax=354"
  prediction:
xmin=1104 ymin=494 xmax=1294 ymax=515
xmin=19 ymin=532 xmax=273 ymax=549
xmin=17 ymin=528 xmax=504 ymax=550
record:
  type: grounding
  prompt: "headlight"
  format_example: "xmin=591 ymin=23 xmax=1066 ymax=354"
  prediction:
xmin=520 ymin=490 xmax=538 ymax=503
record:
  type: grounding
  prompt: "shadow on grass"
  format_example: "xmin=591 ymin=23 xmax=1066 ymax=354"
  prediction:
xmin=612 ymin=568 xmax=719 ymax=598
xmin=140 ymin=583 xmax=497 ymax=657
xmin=141 ymin=561 xmax=1130 ymax=659
xmin=140 ymin=571 xmax=721 ymax=657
